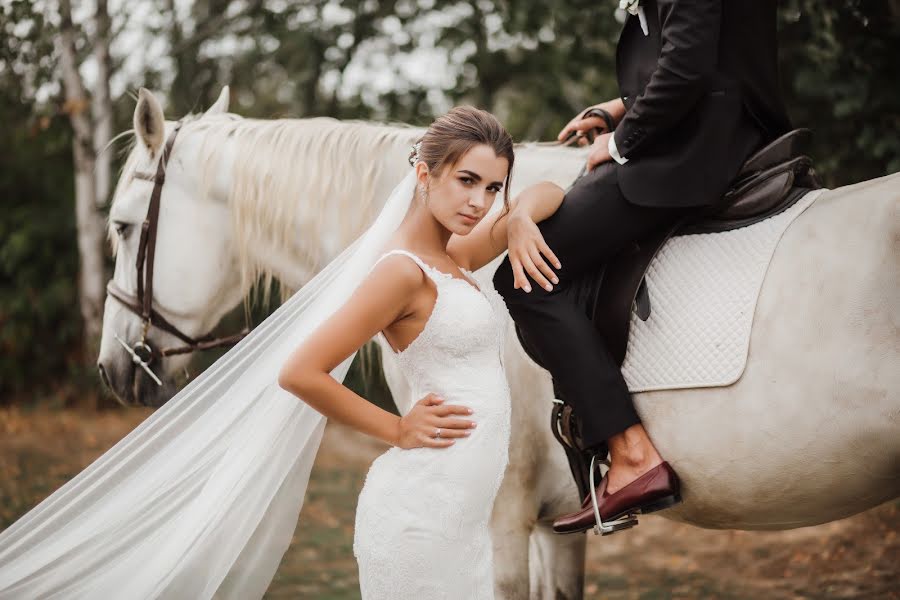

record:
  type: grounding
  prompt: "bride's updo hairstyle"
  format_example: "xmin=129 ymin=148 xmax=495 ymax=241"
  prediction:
xmin=408 ymin=105 xmax=515 ymax=222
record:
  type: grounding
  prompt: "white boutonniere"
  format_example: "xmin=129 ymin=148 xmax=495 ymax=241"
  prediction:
xmin=618 ymin=0 xmax=649 ymax=36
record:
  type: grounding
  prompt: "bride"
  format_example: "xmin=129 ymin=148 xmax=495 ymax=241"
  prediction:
xmin=278 ymin=105 xmax=564 ymax=598
xmin=0 ymin=106 xmax=565 ymax=599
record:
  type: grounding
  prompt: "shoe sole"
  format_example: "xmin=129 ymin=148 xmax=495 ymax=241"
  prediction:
xmin=552 ymin=493 xmax=683 ymax=535
xmin=633 ymin=492 xmax=683 ymax=517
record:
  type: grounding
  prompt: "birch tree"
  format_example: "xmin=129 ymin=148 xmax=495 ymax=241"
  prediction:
xmin=58 ymin=0 xmax=107 ymax=352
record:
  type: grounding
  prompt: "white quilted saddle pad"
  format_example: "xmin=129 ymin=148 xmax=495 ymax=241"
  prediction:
xmin=622 ymin=188 xmax=827 ymax=392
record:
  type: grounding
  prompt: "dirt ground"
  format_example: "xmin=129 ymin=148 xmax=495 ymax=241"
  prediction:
xmin=1 ymin=407 xmax=897 ymax=599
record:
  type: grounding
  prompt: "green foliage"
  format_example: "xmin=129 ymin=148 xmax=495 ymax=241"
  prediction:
xmin=778 ymin=0 xmax=900 ymax=186
xmin=0 ymin=2 xmax=79 ymax=401
xmin=0 ymin=110 xmax=82 ymax=401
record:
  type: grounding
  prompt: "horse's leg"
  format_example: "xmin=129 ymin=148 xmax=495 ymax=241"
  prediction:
xmin=527 ymin=427 xmax=587 ymax=600
xmin=489 ymin=437 xmax=584 ymax=600
xmin=486 ymin=314 xmax=557 ymax=600
xmin=489 ymin=489 xmax=534 ymax=599
xmin=529 ymin=524 xmax=586 ymax=600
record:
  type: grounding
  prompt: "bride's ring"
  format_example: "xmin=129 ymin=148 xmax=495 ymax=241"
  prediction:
xmin=434 ymin=427 xmax=441 ymax=438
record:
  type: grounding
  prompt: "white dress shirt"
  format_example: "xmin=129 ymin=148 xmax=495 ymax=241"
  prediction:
xmin=608 ymin=134 xmax=629 ymax=164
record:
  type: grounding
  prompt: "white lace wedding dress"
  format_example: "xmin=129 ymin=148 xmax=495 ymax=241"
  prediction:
xmin=352 ymin=249 xmax=511 ymax=599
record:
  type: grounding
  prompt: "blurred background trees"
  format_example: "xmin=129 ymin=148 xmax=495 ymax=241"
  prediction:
xmin=1 ymin=0 xmax=897 ymax=409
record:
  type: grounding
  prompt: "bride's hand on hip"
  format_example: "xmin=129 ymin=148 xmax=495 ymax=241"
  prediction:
xmin=397 ymin=393 xmax=477 ymax=449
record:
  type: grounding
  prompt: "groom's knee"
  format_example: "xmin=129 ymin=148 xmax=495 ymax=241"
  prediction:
xmin=493 ymin=255 xmax=536 ymax=306
xmin=493 ymin=255 xmax=544 ymax=306
xmin=492 ymin=255 xmax=516 ymax=299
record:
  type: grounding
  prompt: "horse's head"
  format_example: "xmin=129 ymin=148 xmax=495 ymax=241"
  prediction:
xmin=97 ymin=96 xmax=432 ymax=406
xmin=97 ymin=86 xmax=246 ymax=407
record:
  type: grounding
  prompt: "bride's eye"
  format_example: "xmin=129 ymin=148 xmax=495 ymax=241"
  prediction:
xmin=460 ymin=177 xmax=473 ymax=184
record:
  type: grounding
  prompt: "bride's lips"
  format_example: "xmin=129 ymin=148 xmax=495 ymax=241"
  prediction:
xmin=459 ymin=213 xmax=478 ymax=224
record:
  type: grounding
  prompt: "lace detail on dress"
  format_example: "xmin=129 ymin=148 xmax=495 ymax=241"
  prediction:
xmin=354 ymin=248 xmax=511 ymax=599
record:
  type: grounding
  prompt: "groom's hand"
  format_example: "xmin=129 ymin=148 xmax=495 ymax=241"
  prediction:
xmin=585 ymin=132 xmax=613 ymax=173
xmin=557 ymin=99 xmax=626 ymax=146
xmin=557 ymin=113 xmax=611 ymax=147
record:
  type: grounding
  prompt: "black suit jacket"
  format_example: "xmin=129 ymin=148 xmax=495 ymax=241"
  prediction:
xmin=613 ymin=0 xmax=793 ymax=208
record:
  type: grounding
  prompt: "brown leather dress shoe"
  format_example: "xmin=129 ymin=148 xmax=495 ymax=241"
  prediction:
xmin=552 ymin=461 xmax=682 ymax=535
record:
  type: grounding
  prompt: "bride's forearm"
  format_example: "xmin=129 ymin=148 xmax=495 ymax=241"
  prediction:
xmin=281 ymin=371 xmax=400 ymax=446
xmin=510 ymin=181 xmax=565 ymax=225
xmin=487 ymin=182 xmax=565 ymax=249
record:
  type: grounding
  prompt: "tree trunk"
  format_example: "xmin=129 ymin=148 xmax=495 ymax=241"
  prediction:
xmin=59 ymin=0 xmax=106 ymax=359
xmin=93 ymin=0 xmax=113 ymax=210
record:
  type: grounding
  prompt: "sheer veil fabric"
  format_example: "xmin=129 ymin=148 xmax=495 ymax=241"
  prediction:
xmin=0 ymin=170 xmax=418 ymax=599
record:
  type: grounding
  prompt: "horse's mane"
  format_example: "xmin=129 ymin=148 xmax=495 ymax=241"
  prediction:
xmin=199 ymin=114 xmax=425 ymax=306
xmin=110 ymin=112 xmax=425 ymax=308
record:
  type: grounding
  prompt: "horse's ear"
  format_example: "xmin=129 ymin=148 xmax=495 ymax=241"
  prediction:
xmin=205 ymin=85 xmax=230 ymax=116
xmin=133 ymin=87 xmax=166 ymax=157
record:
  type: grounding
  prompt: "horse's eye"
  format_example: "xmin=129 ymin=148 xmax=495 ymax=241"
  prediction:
xmin=114 ymin=222 xmax=130 ymax=237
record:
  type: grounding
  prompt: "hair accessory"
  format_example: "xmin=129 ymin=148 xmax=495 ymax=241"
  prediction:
xmin=408 ymin=140 xmax=423 ymax=166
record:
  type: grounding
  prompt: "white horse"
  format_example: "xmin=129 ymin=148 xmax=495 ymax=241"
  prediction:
xmin=98 ymin=87 xmax=900 ymax=600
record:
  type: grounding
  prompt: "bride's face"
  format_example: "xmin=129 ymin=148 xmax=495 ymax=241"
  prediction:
xmin=422 ymin=144 xmax=509 ymax=235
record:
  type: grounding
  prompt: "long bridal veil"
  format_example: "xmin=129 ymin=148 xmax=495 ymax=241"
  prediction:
xmin=0 ymin=169 xmax=418 ymax=599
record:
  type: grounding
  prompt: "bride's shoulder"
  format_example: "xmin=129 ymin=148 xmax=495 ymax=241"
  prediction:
xmin=344 ymin=253 xmax=429 ymax=322
xmin=366 ymin=251 xmax=428 ymax=289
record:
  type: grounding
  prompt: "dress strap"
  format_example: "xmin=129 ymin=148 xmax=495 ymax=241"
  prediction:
xmin=369 ymin=248 xmax=443 ymax=283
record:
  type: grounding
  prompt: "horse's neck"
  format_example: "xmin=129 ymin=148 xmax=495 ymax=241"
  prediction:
xmin=513 ymin=143 xmax=589 ymax=190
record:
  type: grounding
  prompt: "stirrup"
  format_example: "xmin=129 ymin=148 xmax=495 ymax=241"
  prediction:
xmin=589 ymin=454 xmax=639 ymax=535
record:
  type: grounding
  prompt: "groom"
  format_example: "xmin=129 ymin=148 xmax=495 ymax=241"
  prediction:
xmin=493 ymin=0 xmax=792 ymax=532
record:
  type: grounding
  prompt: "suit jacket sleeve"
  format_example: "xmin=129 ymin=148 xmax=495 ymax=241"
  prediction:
xmin=614 ymin=0 xmax=723 ymax=159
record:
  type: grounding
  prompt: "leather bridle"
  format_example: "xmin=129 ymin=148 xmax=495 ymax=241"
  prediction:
xmin=105 ymin=119 xmax=250 ymax=380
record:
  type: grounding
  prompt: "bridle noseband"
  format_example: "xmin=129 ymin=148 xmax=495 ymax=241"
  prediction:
xmin=105 ymin=118 xmax=251 ymax=384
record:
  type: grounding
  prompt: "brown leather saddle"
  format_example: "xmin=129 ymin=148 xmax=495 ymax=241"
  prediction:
xmin=526 ymin=126 xmax=823 ymax=500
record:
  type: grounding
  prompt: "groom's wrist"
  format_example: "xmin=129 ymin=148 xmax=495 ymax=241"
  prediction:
xmin=606 ymin=98 xmax=627 ymax=125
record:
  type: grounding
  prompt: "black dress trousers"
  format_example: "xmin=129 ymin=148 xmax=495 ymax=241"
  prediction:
xmin=492 ymin=161 xmax=690 ymax=451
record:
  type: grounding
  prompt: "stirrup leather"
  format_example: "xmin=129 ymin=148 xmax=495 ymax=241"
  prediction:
xmin=589 ymin=454 xmax=639 ymax=535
